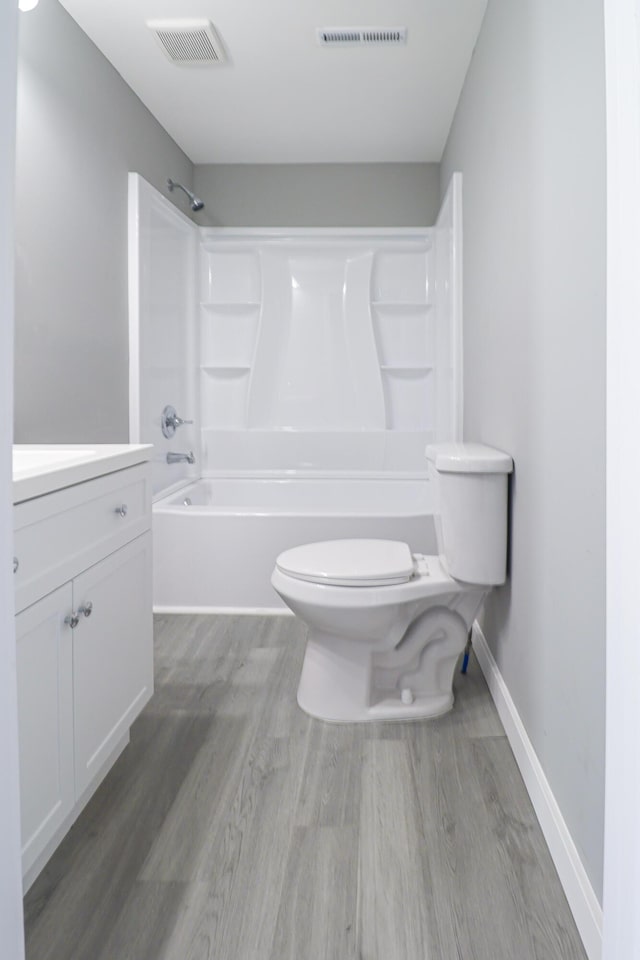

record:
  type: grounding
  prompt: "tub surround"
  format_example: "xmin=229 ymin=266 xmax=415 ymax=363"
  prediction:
xmin=129 ymin=174 xmax=462 ymax=501
xmin=12 ymin=444 xmax=153 ymax=891
xmin=128 ymin=174 xmax=199 ymax=500
xmin=195 ymin=227 xmax=453 ymax=476
xmin=129 ymin=174 xmax=463 ymax=613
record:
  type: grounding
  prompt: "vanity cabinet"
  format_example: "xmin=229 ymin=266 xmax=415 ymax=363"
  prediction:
xmin=15 ymin=584 xmax=74 ymax=876
xmin=13 ymin=460 xmax=153 ymax=886
xmin=73 ymin=534 xmax=152 ymax=797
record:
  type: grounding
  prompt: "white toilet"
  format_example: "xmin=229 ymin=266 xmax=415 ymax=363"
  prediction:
xmin=271 ymin=442 xmax=513 ymax=722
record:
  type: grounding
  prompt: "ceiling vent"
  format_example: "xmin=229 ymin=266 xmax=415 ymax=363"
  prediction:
xmin=147 ymin=19 xmax=226 ymax=65
xmin=317 ymin=27 xmax=408 ymax=47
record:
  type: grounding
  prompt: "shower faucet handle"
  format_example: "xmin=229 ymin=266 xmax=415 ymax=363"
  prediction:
xmin=161 ymin=404 xmax=194 ymax=438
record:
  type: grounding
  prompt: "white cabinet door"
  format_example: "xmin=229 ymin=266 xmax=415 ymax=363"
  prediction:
xmin=16 ymin=583 xmax=74 ymax=876
xmin=73 ymin=533 xmax=153 ymax=797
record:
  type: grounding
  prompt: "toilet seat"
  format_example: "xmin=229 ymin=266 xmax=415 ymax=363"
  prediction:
xmin=275 ymin=539 xmax=415 ymax=587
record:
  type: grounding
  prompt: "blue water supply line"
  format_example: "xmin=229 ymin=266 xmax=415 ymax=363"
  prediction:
xmin=461 ymin=632 xmax=473 ymax=674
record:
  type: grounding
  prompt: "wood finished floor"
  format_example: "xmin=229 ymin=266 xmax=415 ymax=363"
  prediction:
xmin=24 ymin=614 xmax=587 ymax=960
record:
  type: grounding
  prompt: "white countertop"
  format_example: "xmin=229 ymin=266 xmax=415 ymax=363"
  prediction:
xmin=13 ymin=444 xmax=154 ymax=504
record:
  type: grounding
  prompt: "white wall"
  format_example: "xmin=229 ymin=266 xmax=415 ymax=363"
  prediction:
xmin=602 ymin=2 xmax=640 ymax=956
xmin=441 ymin=0 xmax=606 ymax=903
xmin=14 ymin=0 xmax=195 ymax=444
xmin=0 ymin=0 xmax=25 ymax=956
xmin=193 ymin=163 xmax=441 ymax=227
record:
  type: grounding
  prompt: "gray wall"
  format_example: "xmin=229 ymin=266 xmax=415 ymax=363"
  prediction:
xmin=441 ymin=0 xmax=606 ymax=900
xmin=193 ymin=164 xmax=441 ymax=227
xmin=14 ymin=0 xmax=194 ymax=443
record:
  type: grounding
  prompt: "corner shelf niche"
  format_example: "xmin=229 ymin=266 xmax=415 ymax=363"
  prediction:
xmin=199 ymin=301 xmax=261 ymax=430
xmin=200 ymin=367 xmax=251 ymax=430
xmin=380 ymin=368 xmax=434 ymax=432
xmin=371 ymin=301 xmax=433 ymax=431
xmin=371 ymin=246 xmax=432 ymax=303
xmin=200 ymin=248 xmax=261 ymax=303
xmin=200 ymin=303 xmax=260 ymax=369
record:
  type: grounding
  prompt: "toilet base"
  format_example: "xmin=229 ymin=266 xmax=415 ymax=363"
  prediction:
xmin=297 ymin=682 xmax=454 ymax=723
xmin=296 ymin=609 xmax=468 ymax=723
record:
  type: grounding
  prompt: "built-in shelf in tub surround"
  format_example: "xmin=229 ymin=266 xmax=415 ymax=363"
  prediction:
xmin=201 ymin=368 xmax=251 ymax=430
xmin=201 ymin=364 xmax=252 ymax=372
xmin=200 ymin=303 xmax=260 ymax=368
xmin=201 ymin=301 xmax=262 ymax=309
xmin=370 ymin=301 xmax=431 ymax=307
xmin=200 ymin=248 xmax=261 ymax=303
xmin=372 ymin=304 xmax=432 ymax=365
xmin=370 ymin=245 xmax=432 ymax=302
xmin=381 ymin=368 xmax=434 ymax=431
xmin=12 ymin=443 xmax=154 ymax=892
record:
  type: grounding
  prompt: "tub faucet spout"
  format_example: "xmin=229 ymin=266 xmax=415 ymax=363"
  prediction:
xmin=167 ymin=451 xmax=196 ymax=465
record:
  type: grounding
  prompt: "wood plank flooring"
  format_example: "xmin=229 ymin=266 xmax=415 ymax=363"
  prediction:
xmin=24 ymin=614 xmax=588 ymax=960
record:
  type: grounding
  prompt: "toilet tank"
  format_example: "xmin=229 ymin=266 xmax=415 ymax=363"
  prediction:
xmin=426 ymin=443 xmax=513 ymax=585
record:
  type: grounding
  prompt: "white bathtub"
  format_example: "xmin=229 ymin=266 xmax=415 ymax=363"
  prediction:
xmin=153 ymin=477 xmax=436 ymax=612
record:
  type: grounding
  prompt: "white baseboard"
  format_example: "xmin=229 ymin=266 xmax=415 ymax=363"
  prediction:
xmin=471 ymin=622 xmax=603 ymax=960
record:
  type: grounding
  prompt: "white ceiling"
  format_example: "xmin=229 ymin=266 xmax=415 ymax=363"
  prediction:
xmin=57 ymin=0 xmax=487 ymax=165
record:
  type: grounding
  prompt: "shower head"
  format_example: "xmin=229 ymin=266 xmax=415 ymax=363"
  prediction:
xmin=167 ymin=178 xmax=205 ymax=212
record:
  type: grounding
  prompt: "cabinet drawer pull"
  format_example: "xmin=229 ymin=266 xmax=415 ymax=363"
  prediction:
xmin=13 ymin=557 xmax=19 ymax=574
xmin=115 ymin=504 xmax=128 ymax=518
xmin=78 ymin=601 xmax=93 ymax=618
xmin=65 ymin=612 xmax=80 ymax=629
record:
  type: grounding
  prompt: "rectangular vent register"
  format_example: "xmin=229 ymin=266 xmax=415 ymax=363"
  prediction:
xmin=147 ymin=19 xmax=226 ymax=64
xmin=317 ymin=27 xmax=408 ymax=47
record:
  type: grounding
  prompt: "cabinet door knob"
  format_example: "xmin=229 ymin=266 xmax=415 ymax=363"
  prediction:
xmin=78 ymin=601 xmax=93 ymax=618
xmin=115 ymin=504 xmax=128 ymax=518
xmin=65 ymin=612 xmax=80 ymax=629
xmin=13 ymin=557 xmax=18 ymax=574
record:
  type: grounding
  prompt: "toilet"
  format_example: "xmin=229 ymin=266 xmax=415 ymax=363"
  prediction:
xmin=271 ymin=442 xmax=513 ymax=722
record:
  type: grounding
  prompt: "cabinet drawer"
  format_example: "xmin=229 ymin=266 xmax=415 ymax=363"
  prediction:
xmin=14 ymin=463 xmax=151 ymax=614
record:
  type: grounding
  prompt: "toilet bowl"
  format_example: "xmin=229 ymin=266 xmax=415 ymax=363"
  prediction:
xmin=272 ymin=443 xmax=513 ymax=723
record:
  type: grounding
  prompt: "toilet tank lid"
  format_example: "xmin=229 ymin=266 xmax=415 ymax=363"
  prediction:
xmin=425 ymin=442 xmax=513 ymax=474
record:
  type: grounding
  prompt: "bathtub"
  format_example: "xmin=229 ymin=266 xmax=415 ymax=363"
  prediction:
xmin=153 ymin=477 xmax=436 ymax=612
